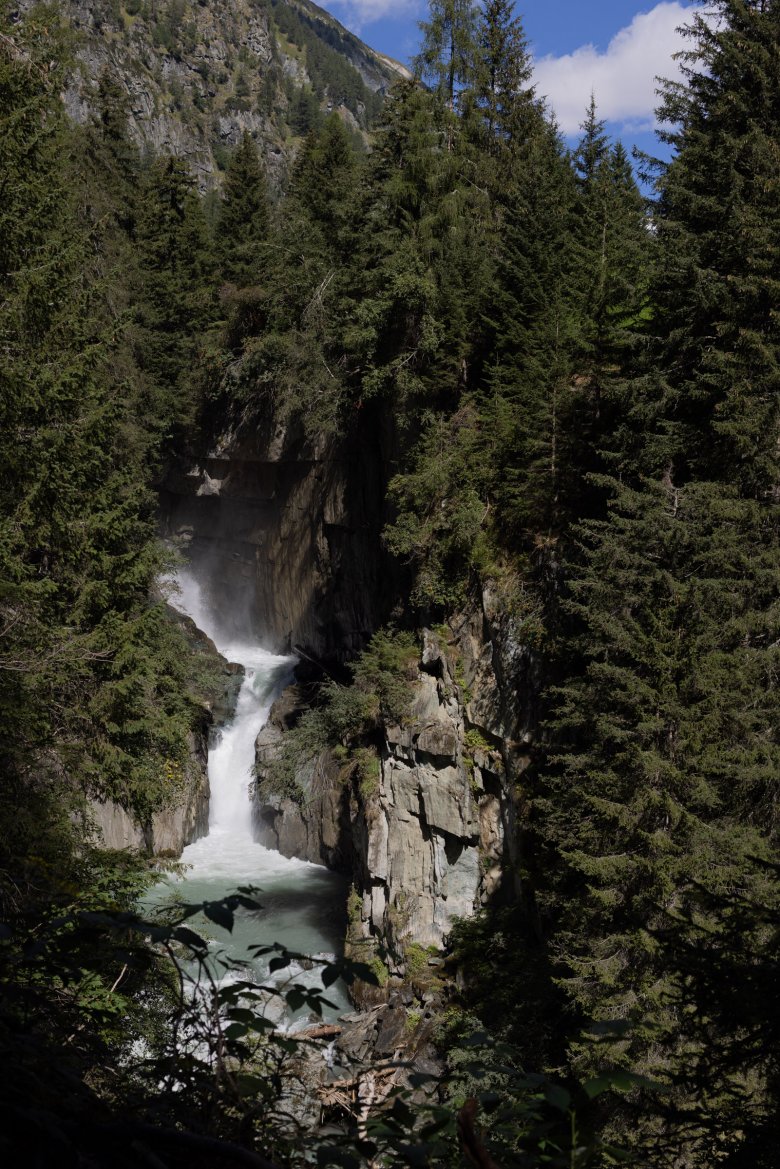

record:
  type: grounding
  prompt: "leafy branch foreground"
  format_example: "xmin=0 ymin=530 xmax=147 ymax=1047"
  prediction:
xmin=0 ymin=886 xmax=646 ymax=1169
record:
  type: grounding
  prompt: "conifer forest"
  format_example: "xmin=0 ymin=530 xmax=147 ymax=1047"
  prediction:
xmin=0 ymin=1 xmax=778 ymax=1166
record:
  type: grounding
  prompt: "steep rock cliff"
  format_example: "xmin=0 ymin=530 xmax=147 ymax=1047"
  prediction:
xmin=159 ymin=408 xmax=396 ymax=662
xmin=253 ymin=602 xmax=534 ymax=962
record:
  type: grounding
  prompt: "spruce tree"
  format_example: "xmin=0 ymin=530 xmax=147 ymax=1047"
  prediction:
xmin=567 ymin=100 xmax=649 ymax=494
xmin=533 ymin=4 xmax=780 ymax=1158
xmin=0 ymin=6 xmax=210 ymax=828
xmin=218 ymin=114 xmax=361 ymax=436
xmin=89 ymin=69 xmax=141 ymax=236
xmin=479 ymin=111 xmax=580 ymax=544
xmin=345 ymin=77 xmax=492 ymax=610
xmin=216 ymin=131 xmax=270 ymax=288
xmin=571 ymin=104 xmax=648 ymax=371
xmin=474 ymin=0 xmax=533 ymax=148
xmin=286 ymin=112 xmax=358 ymax=243
xmin=346 ymin=80 xmax=464 ymax=405
xmin=133 ymin=156 xmax=216 ymax=441
xmin=650 ymin=0 xmax=780 ymax=495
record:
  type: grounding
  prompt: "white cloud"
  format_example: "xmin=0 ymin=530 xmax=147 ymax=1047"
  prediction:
xmin=532 ymin=2 xmax=694 ymax=136
xmin=327 ymin=0 xmax=421 ymax=34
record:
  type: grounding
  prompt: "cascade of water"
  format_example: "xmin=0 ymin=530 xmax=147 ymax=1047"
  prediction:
xmin=171 ymin=567 xmax=297 ymax=866
xmin=159 ymin=566 xmax=349 ymax=1017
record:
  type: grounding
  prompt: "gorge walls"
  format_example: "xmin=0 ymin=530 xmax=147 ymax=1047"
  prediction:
xmin=159 ymin=409 xmax=396 ymax=663
xmin=159 ymin=401 xmax=535 ymax=957
xmin=254 ymin=601 xmax=535 ymax=965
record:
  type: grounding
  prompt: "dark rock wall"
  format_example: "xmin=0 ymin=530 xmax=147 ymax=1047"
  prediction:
xmin=159 ymin=410 xmax=397 ymax=663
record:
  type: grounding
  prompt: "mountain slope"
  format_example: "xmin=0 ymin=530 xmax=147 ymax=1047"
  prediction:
xmin=28 ymin=0 xmax=410 ymax=186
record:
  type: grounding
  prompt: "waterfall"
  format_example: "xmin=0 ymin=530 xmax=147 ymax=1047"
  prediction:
xmin=158 ymin=566 xmax=349 ymax=1019
xmin=172 ymin=566 xmax=297 ymax=873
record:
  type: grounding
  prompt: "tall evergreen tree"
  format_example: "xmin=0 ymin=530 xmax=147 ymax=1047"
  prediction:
xmin=650 ymin=0 xmax=780 ymax=495
xmin=533 ymin=4 xmax=780 ymax=1159
xmin=474 ymin=0 xmax=533 ymax=148
xmin=567 ymin=100 xmax=649 ymax=493
xmin=414 ymin=0 xmax=480 ymax=111
xmin=217 ymin=115 xmax=361 ymax=435
xmin=133 ymin=156 xmax=216 ymax=441
xmin=216 ymin=131 xmax=270 ymax=288
xmin=0 ymin=5 xmax=205 ymax=833
xmin=479 ymin=112 xmax=580 ymax=544
xmin=572 ymin=100 xmax=648 ymax=369
xmin=286 ymin=111 xmax=359 ymax=244
xmin=574 ymin=94 xmax=609 ymax=190
xmin=88 ymin=69 xmax=141 ymax=237
xmin=346 ymin=80 xmax=471 ymax=405
xmin=344 ymin=78 xmax=492 ymax=610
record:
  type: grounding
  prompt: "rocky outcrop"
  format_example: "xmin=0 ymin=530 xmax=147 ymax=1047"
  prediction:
xmin=254 ymin=725 xmax=352 ymax=869
xmin=253 ymin=627 xmax=514 ymax=961
xmin=252 ymin=680 xmax=354 ymax=866
xmin=453 ymin=581 xmax=540 ymax=750
xmin=160 ymin=410 xmax=396 ymax=663
xmin=447 ymin=581 xmax=540 ymax=896
xmin=352 ymin=631 xmax=508 ymax=956
xmin=89 ymin=725 xmax=209 ymax=855
xmin=89 ymin=603 xmax=244 ymax=857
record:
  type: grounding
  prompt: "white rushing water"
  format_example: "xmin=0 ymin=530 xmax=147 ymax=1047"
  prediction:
xmin=173 ymin=566 xmax=299 ymax=872
xmin=155 ymin=567 xmax=349 ymax=1021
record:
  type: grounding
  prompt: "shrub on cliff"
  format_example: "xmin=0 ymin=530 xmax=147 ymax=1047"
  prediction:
xmin=258 ymin=629 xmax=419 ymax=800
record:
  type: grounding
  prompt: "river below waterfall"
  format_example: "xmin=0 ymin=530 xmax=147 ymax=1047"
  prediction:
xmin=154 ymin=567 xmax=350 ymax=1024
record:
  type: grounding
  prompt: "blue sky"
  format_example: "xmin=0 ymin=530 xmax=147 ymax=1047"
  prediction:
xmin=322 ymin=0 xmax=705 ymax=158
